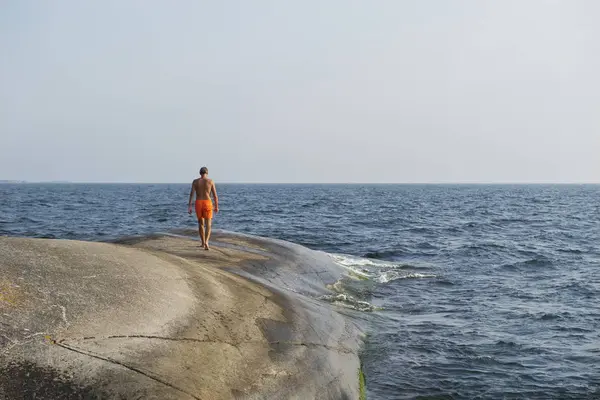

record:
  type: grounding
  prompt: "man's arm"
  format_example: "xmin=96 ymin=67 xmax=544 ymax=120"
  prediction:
xmin=211 ymin=181 xmax=219 ymax=213
xmin=188 ymin=180 xmax=196 ymax=214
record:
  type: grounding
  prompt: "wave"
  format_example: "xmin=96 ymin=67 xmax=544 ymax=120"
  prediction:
xmin=501 ymin=256 xmax=554 ymax=270
xmin=318 ymin=293 xmax=379 ymax=312
xmin=459 ymin=242 xmax=509 ymax=252
xmin=556 ymin=248 xmax=585 ymax=254
xmin=407 ymin=227 xmax=434 ymax=234
xmin=377 ymin=271 xmax=437 ymax=283
xmin=17 ymin=216 xmax=41 ymax=224
xmin=330 ymin=253 xmax=438 ymax=284
xmin=417 ymin=242 xmax=438 ymax=250
xmin=492 ymin=217 xmax=550 ymax=224
xmin=521 ymin=257 xmax=553 ymax=266
xmin=493 ymin=218 xmax=530 ymax=224
xmin=538 ymin=312 xmax=570 ymax=321
xmin=332 ymin=254 xmax=398 ymax=270
xmin=362 ymin=249 xmax=407 ymax=259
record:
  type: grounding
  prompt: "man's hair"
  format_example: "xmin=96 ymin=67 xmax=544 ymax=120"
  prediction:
xmin=199 ymin=167 xmax=208 ymax=176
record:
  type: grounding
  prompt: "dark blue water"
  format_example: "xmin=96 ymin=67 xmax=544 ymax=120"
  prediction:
xmin=2 ymin=184 xmax=600 ymax=399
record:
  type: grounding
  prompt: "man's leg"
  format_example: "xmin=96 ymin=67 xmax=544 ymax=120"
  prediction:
xmin=198 ymin=219 xmax=206 ymax=246
xmin=204 ymin=218 xmax=212 ymax=250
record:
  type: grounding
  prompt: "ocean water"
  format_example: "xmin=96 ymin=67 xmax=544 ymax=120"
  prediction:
xmin=1 ymin=183 xmax=599 ymax=399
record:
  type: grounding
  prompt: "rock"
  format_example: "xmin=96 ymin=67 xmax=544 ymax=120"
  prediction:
xmin=0 ymin=233 xmax=362 ymax=399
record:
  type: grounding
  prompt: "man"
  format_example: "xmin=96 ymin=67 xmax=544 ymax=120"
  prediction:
xmin=188 ymin=167 xmax=219 ymax=250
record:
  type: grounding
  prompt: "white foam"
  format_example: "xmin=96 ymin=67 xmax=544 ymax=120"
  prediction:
xmin=330 ymin=253 xmax=399 ymax=270
xmin=326 ymin=279 xmax=346 ymax=293
xmin=330 ymin=253 xmax=437 ymax=284
xmin=319 ymin=293 xmax=378 ymax=312
xmin=377 ymin=271 xmax=437 ymax=283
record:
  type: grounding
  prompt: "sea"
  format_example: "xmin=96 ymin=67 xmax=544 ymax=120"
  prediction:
xmin=1 ymin=183 xmax=599 ymax=399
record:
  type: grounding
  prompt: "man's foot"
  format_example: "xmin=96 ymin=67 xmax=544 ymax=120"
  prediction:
xmin=204 ymin=243 xmax=210 ymax=251
xmin=200 ymin=241 xmax=205 ymax=247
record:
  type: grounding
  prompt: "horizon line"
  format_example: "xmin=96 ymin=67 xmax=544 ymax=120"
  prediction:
xmin=2 ymin=180 xmax=600 ymax=185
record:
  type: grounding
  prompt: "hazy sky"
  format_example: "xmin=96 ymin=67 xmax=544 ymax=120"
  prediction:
xmin=2 ymin=1 xmax=599 ymax=183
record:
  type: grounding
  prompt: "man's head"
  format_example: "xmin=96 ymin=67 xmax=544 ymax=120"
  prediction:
xmin=199 ymin=167 xmax=208 ymax=177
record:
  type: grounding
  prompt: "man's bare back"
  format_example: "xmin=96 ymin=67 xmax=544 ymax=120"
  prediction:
xmin=192 ymin=177 xmax=215 ymax=201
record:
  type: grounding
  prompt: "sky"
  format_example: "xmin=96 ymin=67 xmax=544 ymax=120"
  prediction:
xmin=1 ymin=0 xmax=599 ymax=183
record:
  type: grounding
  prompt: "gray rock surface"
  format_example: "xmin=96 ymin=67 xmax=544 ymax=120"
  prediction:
xmin=0 ymin=233 xmax=362 ymax=399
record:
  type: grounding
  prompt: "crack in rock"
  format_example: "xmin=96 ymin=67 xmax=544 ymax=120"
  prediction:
xmin=18 ymin=334 xmax=357 ymax=399
xmin=52 ymin=341 xmax=200 ymax=400
xmin=55 ymin=334 xmax=357 ymax=355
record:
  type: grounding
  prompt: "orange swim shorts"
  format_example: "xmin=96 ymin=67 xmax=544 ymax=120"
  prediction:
xmin=195 ymin=200 xmax=213 ymax=219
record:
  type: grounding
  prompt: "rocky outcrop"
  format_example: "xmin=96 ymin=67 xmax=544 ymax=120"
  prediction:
xmin=0 ymin=233 xmax=362 ymax=399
